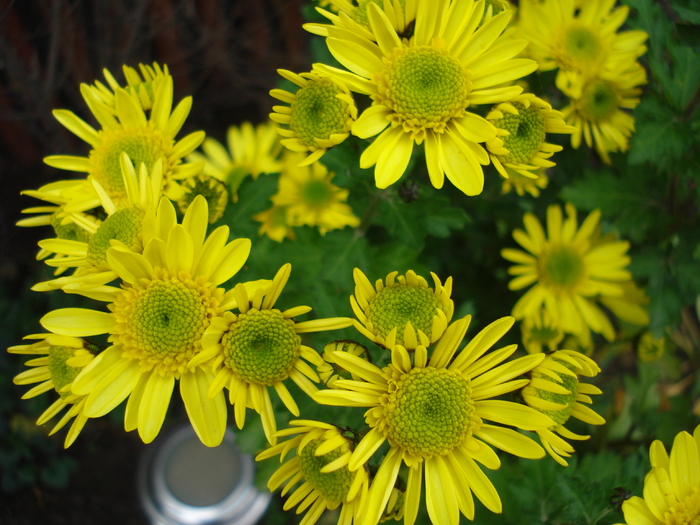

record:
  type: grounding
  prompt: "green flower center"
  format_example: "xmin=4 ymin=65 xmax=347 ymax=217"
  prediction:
xmin=222 ymin=309 xmax=301 ymax=385
xmin=86 ymin=207 xmax=144 ymax=268
xmin=366 ymin=284 xmax=444 ymax=346
xmin=301 ymin=179 xmax=333 ymax=207
xmin=298 ymin=437 xmax=355 ymax=504
xmin=90 ymin=124 xmax=172 ymax=201
xmin=48 ymin=346 xmax=81 ymax=399
xmin=531 ymin=360 xmax=579 ymax=427
xmin=561 ymin=25 xmax=604 ymax=70
xmin=117 ymin=276 xmax=214 ymax=373
xmin=378 ymin=46 xmax=469 ymax=133
xmin=178 ymin=174 xmax=229 ymax=223
xmin=580 ymin=81 xmax=619 ymax=122
xmin=51 ymin=213 xmax=92 ymax=243
xmin=539 ymin=245 xmax=585 ymax=290
xmin=290 ymin=79 xmax=352 ymax=148
xmin=384 ymin=367 xmax=475 ymax=458
xmin=495 ymin=102 xmax=547 ymax=164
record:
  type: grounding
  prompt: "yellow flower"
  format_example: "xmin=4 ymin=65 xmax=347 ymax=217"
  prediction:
xmin=271 ymin=154 xmax=360 ymax=235
xmin=637 ymin=332 xmax=666 ymax=362
xmin=500 ymin=167 xmax=549 ymax=198
xmin=314 ymin=0 xmax=537 ymax=194
xmin=615 ymin=424 xmax=700 ymax=525
xmin=271 ymin=69 xmax=357 ymax=166
xmin=350 ymin=268 xmax=454 ymax=350
xmin=39 ymin=196 xmax=251 ymax=447
xmin=252 ymin=204 xmax=297 ymax=242
xmin=521 ymin=308 xmax=564 ymax=355
xmin=317 ymin=340 xmax=370 ymax=387
xmin=8 ymin=334 xmax=96 ymax=447
xmin=82 ymin=62 xmax=172 ymax=111
xmin=315 ymin=315 xmax=552 ymax=525
xmin=256 ymin=420 xmax=369 ymax=525
xmin=189 ymin=263 xmax=353 ymax=444
xmin=177 ymin=173 xmax=229 ymax=224
xmin=502 ymin=203 xmax=632 ymax=341
xmin=521 ymin=350 xmax=605 ymax=466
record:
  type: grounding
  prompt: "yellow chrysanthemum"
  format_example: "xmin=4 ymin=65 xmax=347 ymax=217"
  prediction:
xmin=186 ymin=121 xmax=282 ymax=201
xmin=271 ymin=154 xmax=360 ymax=235
xmin=39 ymin=196 xmax=251 ymax=447
xmin=560 ymin=63 xmax=646 ymax=164
xmin=271 ymin=70 xmax=357 ymax=166
xmin=45 ymin=72 xmax=204 ymax=210
xmin=500 ymin=167 xmax=549 ymax=198
xmin=190 ymin=263 xmax=353 ymax=444
xmin=502 ymin=203 xmax=632 ymax=341
xmin=521 ymin=308 xmax=564 ymax=355
xmin=314 ymin=0 xmax=537 ymax=194
xmin=253 ymin=204 xmax=297 ymax=242
xmin=82 ymin=62 xmax=172 ymax=112
xmin=177 ymin=173 xmax=229 ymax=224
xmin=256 ymin=420 xmax=369 ymax=525
xmin=522 ymin=349 xmax=605 ymax=466
xmin=518 ymin=0 xmax=648 ymax=80
xmin=615 ymin=424 xmax=700 ymax=525
xmin=317 ymin=340 xmax=370 ymax=388
xmin=350 ymin=268 xmax=453 ymax=350
xmin=8 ymin=333 xmax=96 ymax=447
xmin=486 ymin=93 xmax=577 ymax=179
xmin=315 ymin=315 xmax=553 ymax=525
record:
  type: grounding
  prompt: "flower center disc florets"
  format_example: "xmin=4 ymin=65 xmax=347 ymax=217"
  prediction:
xmin=222 ymin=309 xmax=301 ymax=385
xmin=48 ymin=346 xmax=81 ymax=399
xmin=90 ymin=124 xmax=172 ymax=200
xmin=366 ymin=284 xmax=444 ymax=346
xmin=496 ymin=102 xmax=546 ymax=164
xmin=86 ymin=207 xmax=144 ymax=268
xmin=539 ymin=244 xmax=585 ymax=290
xmin=290 ymin=79 xmax=353 ymax=148
xmin=114 ymin=270 xmax=220 ymax=374
xmin=560 ymin=25 xmax=604 ymax=71
xmin=384 ymin=367 xmax=475 ymax=458
xmin=298 ymin=437 xmax=355 ymax=504
xmin=665 ymin=487 xmax=700 ymax=525
xmin=377 ymin=45 xmax=470 ymax=135
xmin=301 ymin=179 xmax=333 ymax=207
xmin=580 ymin=81 xmax=619 ymax=121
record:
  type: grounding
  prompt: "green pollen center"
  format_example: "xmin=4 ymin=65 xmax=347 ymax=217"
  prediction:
xmin=581 ymin=81 xmax=619 ymax=121
xmin=222 ymin=309 xmax=301 ymax=385
xmin=86 ymin=207 xmax=144 ymax=268
xmin=126 ymin=279 xmax=209 ymax=361
xmin=384 ymin=367 xmax=474 ymax=458
xmin=290 ymin=79 xmax=352 ymax=148
xmin=178 ymin=175 xmax=229 ymax=223
xmin=532 ymin=360 xmax=579 ymax=427
xmin=366 ymin=284 xmax=443 ymax=346
xmin=298 ymin=438 xmax=355 ymax=504
xmin=51 ymin=214 xmax=92 ymax=243
xmin=562 ymin=26 xmax=603 ymax=68
xmin=47 ymin=346 xmax=81 ymax=399
xmin=301 ymin=179 xmax=333 ymax=207
xmin=380 ymin=46 xmax=469 ymax=132
xmin=540 ymin=245 xmax=585 ymax=290
xmin=495 ymin=103 xmax=547 ymax=164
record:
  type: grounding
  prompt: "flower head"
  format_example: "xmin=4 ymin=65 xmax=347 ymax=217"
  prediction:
xmin=271 ymin=70 xmax=357 ymax=166
xmin=317 ymin=340 xmax=370 ymax=387
xmin=521 ymin=308 xmax=564 ymax=355
xmin=350 ymin=268 xmax=454 ymax=350
xmin=315 ymin=315 xmax=553 ymax=525
xmin=256 ymin=420 xmax=369 ymax=525
xmin=502 ymin=203 xmax=633 ymax=341
xmin=501 ymin=167 xmax=549 ymax=198
xmin=315 ymin=0 xmax=537 ymax=194
xmin=616 ymin=424 xmax=700 ymax=525
xmin=190 ymin=263 xmax=353 ymax=444
xmin=8 ymin=333 xmax=96 ymax=447
xmin=177 ymin=173 xmax=229 ymax=223
xmin=522 ymin=350 xmax=605 ymax=466
xmin=83 ymin=62 xmax=172 ymax=111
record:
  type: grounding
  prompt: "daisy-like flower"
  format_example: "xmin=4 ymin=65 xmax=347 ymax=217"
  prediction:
xmin=45 ymin=73 xmax=204 ymax=210
xmin=190 ymin=264 xmax=353 ymax=444
xmin=253 ymin=204 xmax=297 ymax=242
xmin=518 ymin=0 xmax=648 ymax=80
xmin=271 ymin=154 xmax=360 ymax=235
xmin=314 ymin=0 xmax=537 ymax=194
xmin=500 ymin=167 xmax=549 ymax=198
xmin=637 ymin=332 xmax=665 ymax=362
xmin=315 ymin=315 xmax=553 ymax=525
xmin=560 ymin=64 xmax=646 ymax=164
xmin=317 ymin=340 xmax=370 ymax=387
xmin=256 ymin=420 xmax=369 ymax=525
xmin=40 ymin=196 xmax=251 ymax=447
xmin=8 ymin=333 xmax=96 ymax=447
xmin=350 ymin=268 xmax=453 ymax=350
xmin=521 ymin=308 xmax=564 ymax=355
xmin=83 ymin=62 xmax=172 ymax=112
xmin=177 ymin=173 xmax=229 ymax=224
xmin=521 ymin=349 xmax=604 ymax=466
xmin=501 ymin=203 xmax=632 ymax=341
xmin=271 ymin=70 xmax=357 ymax=166
xmin=485 ymin=93 xmax=577 ymax=179
xmin=615 ymin=424 xmax=700 ymax=525
xmin=186 ymin=121 xmax=282 ymax=201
